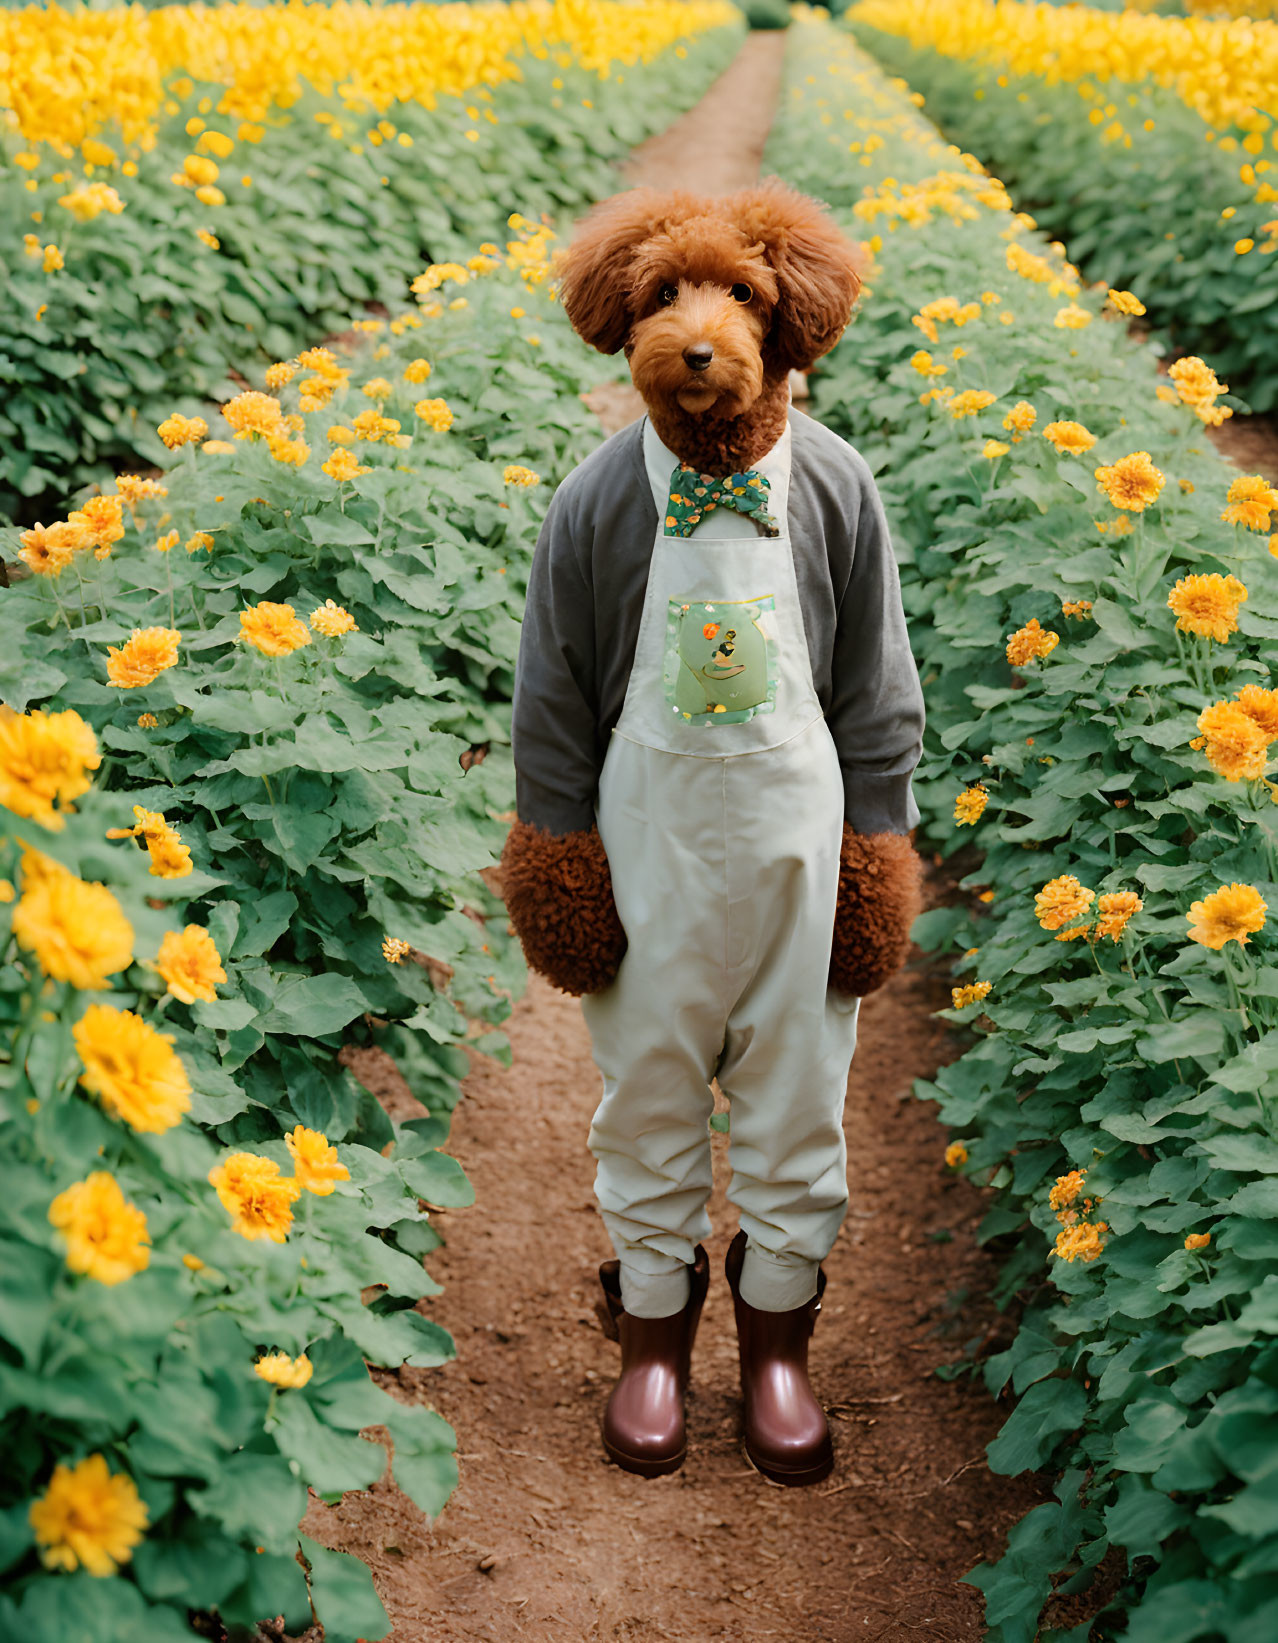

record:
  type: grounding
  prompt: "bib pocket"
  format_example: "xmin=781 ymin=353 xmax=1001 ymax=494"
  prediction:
xmin=663 ymin=595 xmax=778 ymax=726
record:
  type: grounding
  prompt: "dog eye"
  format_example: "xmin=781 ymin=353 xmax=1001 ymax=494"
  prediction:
xmin=731 ymin=283 xmax=754 ymax=304
xmin=658 ymin=284 xmax=678 ymax=307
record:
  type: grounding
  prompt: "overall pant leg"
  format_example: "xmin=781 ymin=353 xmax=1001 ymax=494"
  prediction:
xmin=582 ymin=740 xmax=731 ymax=1319
xmin=716 ymin=721 xmax=859 ymax=1312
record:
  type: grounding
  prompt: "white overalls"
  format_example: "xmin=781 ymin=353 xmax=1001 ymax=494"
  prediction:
xmin=581 ymin=415 xmax=860 ymax=1319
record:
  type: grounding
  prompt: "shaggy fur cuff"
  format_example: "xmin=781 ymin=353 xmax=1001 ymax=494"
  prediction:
xmin=499 ymin=820 xmax=627 ymax=997
xmin=829 ymin=827 xmax=923 ymax=998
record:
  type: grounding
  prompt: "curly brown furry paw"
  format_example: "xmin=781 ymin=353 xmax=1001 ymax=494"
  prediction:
xmin=499 ymin=820 xmax=627 ymax=997
xmin=829 ymin=827 xmax=923 ymax=997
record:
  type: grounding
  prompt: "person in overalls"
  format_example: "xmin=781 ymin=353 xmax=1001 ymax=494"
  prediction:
xmin=501 ymin=184 xmax=925 ymax=1487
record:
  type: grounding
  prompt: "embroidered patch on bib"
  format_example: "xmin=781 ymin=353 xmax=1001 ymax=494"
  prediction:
xmin=664 ymin=596 xmax=778 ymax=726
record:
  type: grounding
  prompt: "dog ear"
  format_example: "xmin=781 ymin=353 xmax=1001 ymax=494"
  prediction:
xmin=727 ymin=182 xmax=863 ymax=372
xmin=557 ymin=189 xmax=705 ymax=354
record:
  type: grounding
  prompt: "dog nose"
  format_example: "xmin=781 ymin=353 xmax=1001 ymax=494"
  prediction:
xmin=683 ymin=343 xmax=714 ymax=372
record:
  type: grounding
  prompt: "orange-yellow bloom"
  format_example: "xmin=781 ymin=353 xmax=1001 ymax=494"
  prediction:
xmin=238 ymin=602 xmax=311 ymax=657
xmin=13 ymin=861 xmax=133 ymax=989
xmin=951 ymin=980 xmax=992 ymax=1009
xmin=208 ymin=1152 xmax=300 ymax=1242
xmin=74 ymin=1004 xmax=192 ymax=1132
xmin=29 ymin=1455 xmax=148 ymax=1577
xmin=155 ymin=925 xmax=226 ymax=1004
xmin=954 ymin=783 xmax=988 ymax=825
xmin=255 ymin=1351 xmax=314 ymax=1388
xmin=1095 ymin=452 xmax=1164 ymax=512
xmin=0 ymin=705 xmax=99 ymax=829
xmin=1221 ymin=475 xmax=1278 ymax=533
xmin=1196 ymin=700 xmax=1270 ymax=782
xmin=1006 ymin=617 xmax=1059 ymax=666
xmin=49 ymin=1171 xmax=150 ymax=1285
xmin=1035 ymin=875 xmax=1095 ymax=933
xmin=285 ymin=1124 xmax=350 ymax=1196
xmin=105 ymin=628 xmax=181 ymax=689
xmin=1167 ymin=573 xmax=1247 ymax=643
xmin=1187 ymin=883 xmax=1267 ymax=949
xmin=1094 ymin=891 xmax=1143 ymax=942
xmin=1041 ymin=420 xmax=1095 ymax=454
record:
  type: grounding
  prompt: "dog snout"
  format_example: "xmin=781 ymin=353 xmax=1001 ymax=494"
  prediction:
xmin=683 ymin=343 xmax=714 ymax=373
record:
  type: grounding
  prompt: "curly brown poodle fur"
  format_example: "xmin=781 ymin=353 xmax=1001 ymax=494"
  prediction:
xmin=829 ymin=828 xmax=924 ymax=998
xmin=500 ymin=821 xmax=627 ymax=997
xmin=557 ymin=181 xmax=863 ymax=475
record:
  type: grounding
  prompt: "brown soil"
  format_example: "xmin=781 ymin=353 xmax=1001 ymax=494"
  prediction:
xmin=1209 ymin=411 xmax=1278 ymax=483
xmin=304 ymin=36 xmax=1046 ymax=1643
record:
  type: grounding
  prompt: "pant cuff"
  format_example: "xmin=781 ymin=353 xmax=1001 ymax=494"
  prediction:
xmin=619 ymin=1259 xmax=691 ymax=1319
xmin=739 ymin=1242 xmax=819 ymax=1312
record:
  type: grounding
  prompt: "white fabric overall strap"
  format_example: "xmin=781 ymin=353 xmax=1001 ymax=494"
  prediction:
xmin=610 ymin=420 xmax=823 ymax=759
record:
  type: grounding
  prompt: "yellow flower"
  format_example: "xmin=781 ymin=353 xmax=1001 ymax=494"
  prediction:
xmin=402 ymin=358 xmax=432 ymax=384
xmin=49 ymin=1172 xmax=150 ymax=1285
xmin=208 ymin=1152 xmax=300 ymax=1242
xmin=74 ymin=1004 xmax=192 ymax=1132
xmin=115 ymin=474 xmax=167 ymax=503
xmin=68 ymin=494 xmax=125 ymax=557
xmin=1035 ymin=874 xmax=1095 ymax=933
xmin=951 ymin=980 xmax=991 ymax=1009
xmin=502 ymin=464 xmax=541 ymax=487
xmin=1167 ymin=573 xmax=1248 ymax=643
xmin=157 ymin=413 xmax=209 ymax=450
xmin=1006 ymin=617 xmax=1059 ymax=666
xmin=195 ymin=228 xmax=220 ymax=250
xmin=1169 ymin=356 xmax=1227 ymax=418
xmin=948 ymin=388 xmax=997 ymax=418
xmin=1053 ymin=302 xmax=1091 ymax=329
xmin=1156 ymin=385 xmax=1180 ymax=406
xmin=238 ymin=602 xmax=311 ymax=657
xmin=264 ymin=362 xmax=295 ymax=390
xmin=322 ymin=448 xmax=369 ymax=481
xmin=114 ymin=806 xmax=192 ymax=879
xmin=255 ymin=1351 xmax=314 ymax=1389
xmin=1107 ymin=289 xmax=1145 ymax=316
xmin=1061 ymin=599 xmax=1093 ymax=619
xmin=286 ymin=1124 xmax=350 ymax=1196
xmin=201 ymin=440 xmax=235 ymax=455
xmin=1187 ymin=883 xmax=1268 ymax=949
xmin=1196 ymin=700 xmax=1270 ymax=782
xmin=266 ymin=433 xmax=310 ymax=466
xmin=414 ymin=397 xmax=454 ymax=432
xmin=1236 ymin=238 xmax=1255 ymax=255
xmin=153 ymin=530 xmax=180 ymax=554
xmin=1094 ymin=891 xmax=1143 ymax=942
xmin=309 ymin=599 xmax=357 ymax=638
xmin=1185 ymin=1232 xmax=1212 ymax=1252
xmin=13 ymin=862 xmax=133 ymax=990
xmin=156 ymin=925 xmax=226 ymax=1004
xmin=945 ymin=1141 xmax=968 ymax=1168
xmin=350 ymin=407 xmax=400 ymax=443
xmin=29 ymin=1455 xmax=148 ymax=1577
xmin=1053 ymin=1222 xmax=1108 ymax=1263
xmin=1041 ymin=420 xmax=1096 ymax=454
xmin=42 ymin=243 xmax=64 ymax=273
xmin=361 ymin=377 xmax=394 ymax=400
xmin=1235 ymin=685 xmax=1278 ymax=741
xmin=0 ymin=705 xmax=100 ymax=829
xmin=1049 ymin=1169 xmax=1086 ymax=1212
xmin=1221 ymin=474 xmax=1278 ymax=533
xmin=105 ymin=627 xmax=182 ymax=690
xmin=137 ymin=713 xmax=158 ymax=728
xmin=982 ymin=439 xmax=1010 ymax=459
xmin=186 ymin=532 xmax=214 ymax=554
xmin=183 ymin=1253 xmax=205 ymax=1271
xmin=1095 ymin=451 xmax=1164 ymax=512
xmin=910 ymin=349 xmax=947 ymax=377
xmin=954 ymin=783 xmax=988 ymax=825
xmin=17 ymin=520 xmax=88 ymax=577
xmin=222 ymin=390 xmax=285 ymax=440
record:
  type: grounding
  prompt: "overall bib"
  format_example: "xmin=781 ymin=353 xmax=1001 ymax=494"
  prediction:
xmin=581 ymin=416 xmax=860 ymax=1319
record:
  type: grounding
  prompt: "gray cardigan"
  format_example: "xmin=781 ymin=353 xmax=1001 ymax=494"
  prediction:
xmin=511 ymin=409 xmax=924 ymax=838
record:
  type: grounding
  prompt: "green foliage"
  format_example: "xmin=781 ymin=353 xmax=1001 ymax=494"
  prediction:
xmin=0 ymin=21 xmax=744 ymax=523
xmin=0 ymin=232 xmax=615 ymax=1632
xmin=770 ymin=19 xmax=1278 ymax=1641
xmin=848 ymin=21 xmax=1278 ymax=413
xmin=744 ymin=0 xmax=792 ymax=29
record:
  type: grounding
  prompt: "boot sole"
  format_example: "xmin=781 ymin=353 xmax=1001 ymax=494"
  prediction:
xmin=743 ymin=1440 xmax=834 ymax=1488
xmin=602 ymin=1435 xmax=687 ymax=1478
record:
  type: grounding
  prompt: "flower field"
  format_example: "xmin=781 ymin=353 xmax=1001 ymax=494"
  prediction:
xmin=1 ymin=0 xmax=741 ymax=521
xmin=846 ymin=0 xmax=1278 ymax=413
xmin=769 ymin=14 xmax=1278 ymax=1638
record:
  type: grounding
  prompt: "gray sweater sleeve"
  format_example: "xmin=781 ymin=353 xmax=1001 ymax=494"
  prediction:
xmin=510 ymin=483 xmax=601 ymax=836
xmin=827 ymin=460 xmax=924 ymax=836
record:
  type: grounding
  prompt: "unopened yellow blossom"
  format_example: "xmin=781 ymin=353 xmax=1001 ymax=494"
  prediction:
xmin=1185 ymin=1233 xmax=1212 ymax=1252
xmin=310 ymin=600 xmax=357 ymax=638
xmin=208 ymin=1152 xmax=299 ymax=1242
xmin=383 ymin=935 xmax=412 ymax=963
xmin=75 ymin=1004 xmax=191 ymax=1133
xmin=238 ymin=602 xmax=310 ymax=656
xmin=185 ymin=532 xmax=214 ymax=553
xmin=1107 ymin=289 xmax=1145 ymax=316
xmin=1187 ymin=883 xmax=1267 ymax=949
xmin=255 ymin=1352 xmax=314 ymax=1389
xmin=403 ymin=358 xmax=433 ymax=384
xmin=1006 ymin=617 xmax=1059 ymax=666
xmin=58 ymin=182 xmax=123 ymax=222
xmin=153 ymin=530 xmax=180 ymax=554
xmin=29 ymin=1455 xmax=147 ymax=1577
xmin=286 ymin=1125 xmax=350 ymax=1196
xmin=49 ymin=1172 xmax=149 ymax=1286
xmin=1061 ymin=599 xmax=1093 ymax=619
xmin=945 ymin=1141 xmax=968 ymax=1168
xmin=105 ymin=627 xmax=181 ymax=689
xmin=983 ymin=439 xmax=1010 ymax=459
xmin=156 ymin=925 xmax=226 ymax=1005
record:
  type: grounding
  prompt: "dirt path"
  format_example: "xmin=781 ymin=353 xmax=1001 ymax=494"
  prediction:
xmin=306 ymin=35 xmax=1044 ymax=1642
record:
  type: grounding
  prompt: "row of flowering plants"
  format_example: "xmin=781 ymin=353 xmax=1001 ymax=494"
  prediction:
xmin=843 ymin=0 xmax=1278 ymax=413
xmin=770 ymin=17 xmax=1278 ymax=1642
xmin=0 ymin=230 xmax=608 ymax=1638
xmin=1 ymin=0 xmax=742 ymax=519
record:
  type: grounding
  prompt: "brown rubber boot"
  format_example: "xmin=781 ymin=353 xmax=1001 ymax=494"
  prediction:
xmin=725 ymin=1229 xmax=833 ymax=1486
xmin=595 ymin=1246 xmax=709 ymax=1477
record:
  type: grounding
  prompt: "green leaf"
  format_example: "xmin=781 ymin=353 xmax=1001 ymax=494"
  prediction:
xmin=986 ymin=1378 xmax=1087 ymax=1474
xmin=257 ymin=973 xmax=372 ymax=1036
xmin=300 ymin=1535 xmax=392 ymax=1643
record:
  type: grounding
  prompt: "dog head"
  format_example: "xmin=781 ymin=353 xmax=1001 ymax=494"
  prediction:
xmin=557 ymin=182 xmax=863 ymax=426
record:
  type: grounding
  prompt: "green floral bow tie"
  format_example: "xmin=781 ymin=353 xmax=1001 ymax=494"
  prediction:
xmin=663 ymin=463 xmax=780 ymax=538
